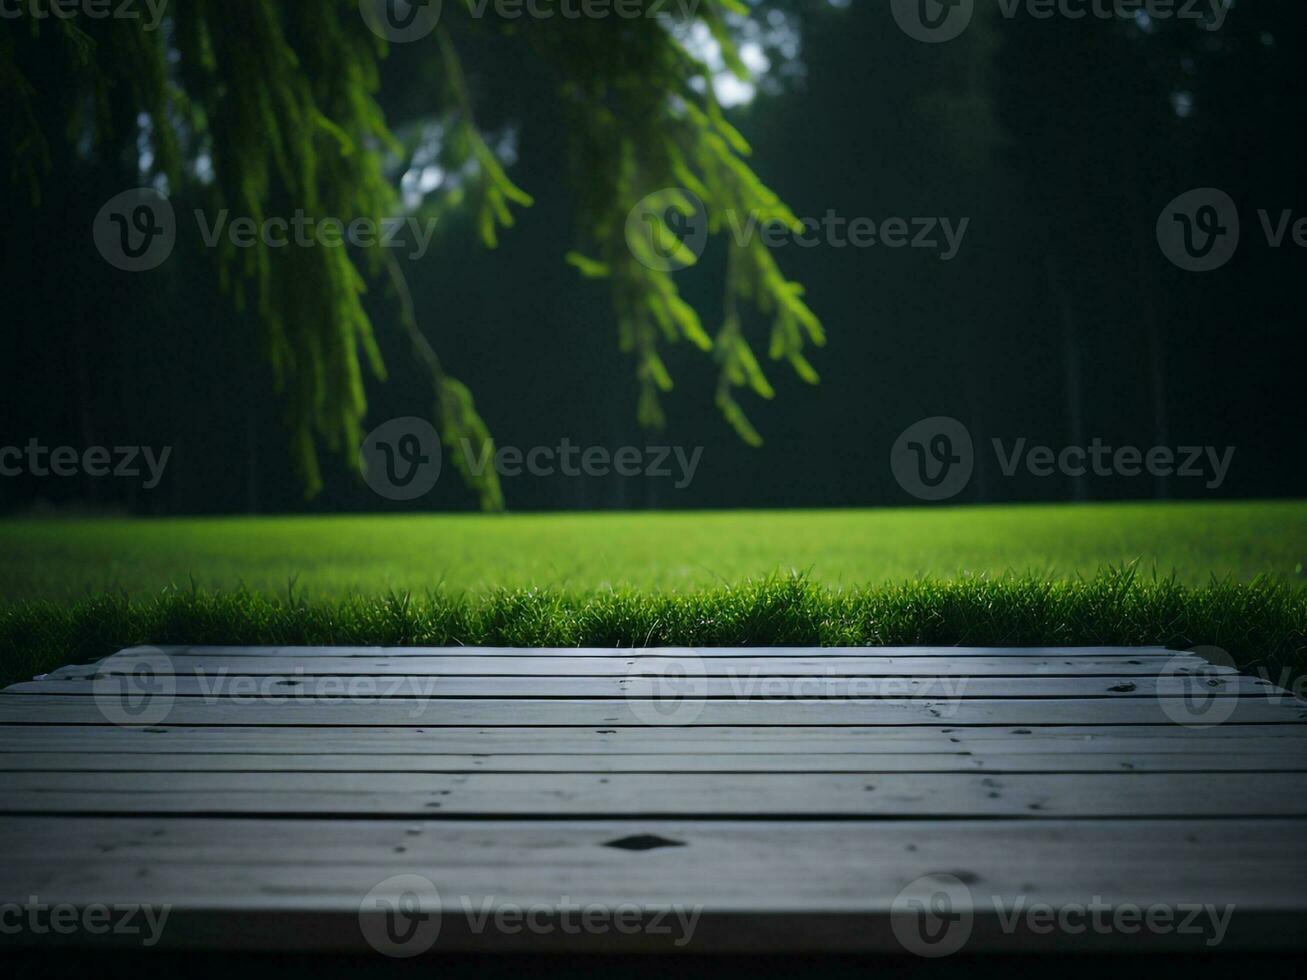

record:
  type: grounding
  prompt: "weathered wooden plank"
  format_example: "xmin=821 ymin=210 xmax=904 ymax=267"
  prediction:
xmin=3 ymin=725 xmax=1303 ymax=754
xmin=8 ymin=674 xmax=1275 ymax=699
xmin=2 ymin=751 xmax=1302 ymax=773
xmin=1 ymin=818 xmax=1302 ymax=951
xmin=4 ymin=647 xmax=1301 ymax=956
xmin=3 ymin=771 xmax=1305 ymax=816
xmin=120 ymin=644 xmax=1180 ymax=659
xmin=1 ymin=815 xmax=1298 ymax=887
xmin=47 ymin=653 xmax=1212 ymax=678
xmin=2 ymin=693 xmax=1301 ymax=726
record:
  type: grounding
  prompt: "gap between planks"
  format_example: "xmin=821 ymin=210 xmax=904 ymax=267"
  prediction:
xmin=2 ymin=694 xmax=1302 ymax=726
xmin=2 ymin=751 xmax=1304 ymax=773
xmin=7 ymin=674 xmax=1276 ymax=699
xmin=118 ymin=645 xmax=1181 ymax=658
xmin=45 ymin=653 xmax=1217 ymax=679
xmin=4 ymin=771 xmax=1307 ymax=818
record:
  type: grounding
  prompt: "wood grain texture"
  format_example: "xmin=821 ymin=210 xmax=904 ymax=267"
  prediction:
xmin=7 ymin=674 xmax=1275 ymax=699
xmin=1 ymin=818 xmax=1303 ymax=951
xmin=2 ymin=751 xmax=1303 ymax=773
xmin=4 ymin=771 xmax=1306 ymax=817
xmin=3 ymin=645 xmax=1305 ymax=955
xmin=3 ymin=693 xmax=1301 ymax=726
xmin=4 ymin=724 xmax=1305 ymax=753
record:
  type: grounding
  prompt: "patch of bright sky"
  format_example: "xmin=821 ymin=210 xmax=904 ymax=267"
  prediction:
xmin=674 ymin=4 xmax=807 ymax=108
xmin=130 ymin=4 xmax=819 ymax=200
xmin=400 ymin=120 xmax=447 ymax=210
xmin=399 ymin=121 xmax=520 ymax=212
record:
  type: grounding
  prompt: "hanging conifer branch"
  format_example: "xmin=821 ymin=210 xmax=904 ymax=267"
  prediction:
xmin=436 ymin=25 xmax=534 ymax=249
xmin=547 ymin=12 xmax=823 ymax=445
xmin=384 ymin=251 xmax=504 ymax=511
xmin=0 ymin=1 xmax=822 ymax=504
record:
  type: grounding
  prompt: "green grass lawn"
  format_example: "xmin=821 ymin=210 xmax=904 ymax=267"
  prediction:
xmin=1 ymin=501 xmax=1304 ymax=688
xmin=2 ymin=501 xmax=1304 ymax=600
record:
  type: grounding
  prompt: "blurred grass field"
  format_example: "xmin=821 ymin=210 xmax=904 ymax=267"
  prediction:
xmin=0 ymin=501 xmax=1303 ymax=602
xmin=1 ymin=501 xmax=1305 ymax=687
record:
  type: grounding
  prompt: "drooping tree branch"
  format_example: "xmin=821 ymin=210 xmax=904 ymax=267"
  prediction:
xmin=1 ymin=1 xmax=821 ymax=502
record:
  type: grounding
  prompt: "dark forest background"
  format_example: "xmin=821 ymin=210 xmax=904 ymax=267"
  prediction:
xmin=3 ymin=0 xmax=1304 ymax=515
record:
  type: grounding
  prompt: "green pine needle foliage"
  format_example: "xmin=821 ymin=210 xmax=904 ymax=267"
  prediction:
xmin=2 ymin=1 xmax=821 ymax=502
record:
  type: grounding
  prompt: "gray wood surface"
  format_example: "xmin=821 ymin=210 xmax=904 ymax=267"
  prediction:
xmin=2 ymin=645 xmax=1305 ymax=955
xmin=3 ymin=692 xmax=1302 ymax=725
xmin=2 ymin=818 xmax=1303 ymax=951
xmin=4 ymin=723 xmax=1304 ymax=752
xmin=7 ymin=674 xmax=1274 ymax=698
xmin=2 ymin=750 xmax=1303 ymax=772
xmin=4 ymin=771 xmax=1307 ymax=816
